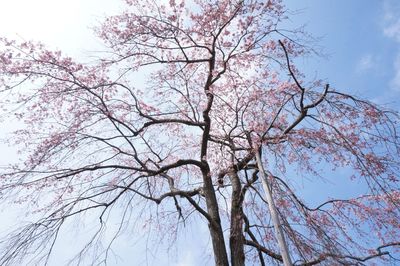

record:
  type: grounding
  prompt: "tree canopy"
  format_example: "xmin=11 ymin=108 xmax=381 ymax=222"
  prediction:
xmin=0 ymin=0 xmax=399 ymax=265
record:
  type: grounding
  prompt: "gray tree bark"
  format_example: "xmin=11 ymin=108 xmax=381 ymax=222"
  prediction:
xmin=256 ymin=150 xmax=293 ymax=266
xmin=229 ymin=171 xmax=245 ymax=266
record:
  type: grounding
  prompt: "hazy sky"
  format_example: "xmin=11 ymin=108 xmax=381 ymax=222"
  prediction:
xmin=0 ymin=0 xmax=123 ymax=57
xmin=0 ymin=1 xmax=399 ymax=265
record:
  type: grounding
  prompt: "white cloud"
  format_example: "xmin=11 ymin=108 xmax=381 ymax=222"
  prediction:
xmin=383 ymin=0 xmax=400 ymax=23
xmin=383 ymin=20 xmax=400 ymax=41
xmin=382 ymin=0 xmax=400 ymax=90
xmin=390 ymin=55 xmax=400 ymax=90
xmin=356 ymin=54 xmax=375 ymax=73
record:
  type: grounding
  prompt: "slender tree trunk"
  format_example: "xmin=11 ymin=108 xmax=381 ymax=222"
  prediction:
xmin=255 ymin=150 xmax=293 ymax=266
xmin=229 ymin=171 xmax=245 ymax=266
xmin=201 ymin=50 xmax=229 ymax=265
xmin=202 ymin=167 xmax=229 ymax=266
xmin=207 ymin=221 xmax=229 ymax=266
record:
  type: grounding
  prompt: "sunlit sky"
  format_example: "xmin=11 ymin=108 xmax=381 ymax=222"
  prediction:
xmin=0 ymin=0 xmax=399 ymax=265
xmin=1 ymin=0 xmax=398 ymax=102
xmin=0 ymin=0 xmax=123 ymax=57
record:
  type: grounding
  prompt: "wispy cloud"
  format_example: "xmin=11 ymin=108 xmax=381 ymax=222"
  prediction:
xmin=391 ymin=55 xmax=400 ymax=90
xmin=383 ymin=0 xmax=400 ymax=90
xmin=356 ymin=54 xmax=375 ymax=73
xmin=383 ymin=20 xmax=400 ymax=41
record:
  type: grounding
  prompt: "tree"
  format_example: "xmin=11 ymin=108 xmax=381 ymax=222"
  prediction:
xmin=0 ymin=0 xmax=399 ymax=265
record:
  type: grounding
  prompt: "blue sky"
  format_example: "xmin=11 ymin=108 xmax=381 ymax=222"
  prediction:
xmin=0 ymin=1 xmax=399 ymax=265
xmin=287 ymin=0 xmax=400 ymax=108
xmin=283 ymin=0 xmax=400 ymax=223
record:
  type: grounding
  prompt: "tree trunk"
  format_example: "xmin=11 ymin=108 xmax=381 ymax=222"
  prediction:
xmin=229 ymin=171 xmax=245 ymax=266
xmin=208 ymin=221 xmax=229 ymax=266
xmin=255 ymin=150 xmax=293 ymax=266
xmin=202 ymin=167 xmax=229 ymax=266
